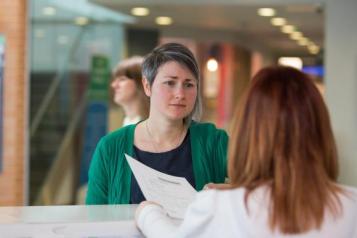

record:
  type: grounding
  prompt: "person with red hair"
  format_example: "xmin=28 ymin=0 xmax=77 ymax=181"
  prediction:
xmin=135 ymin=66 xmax=357 ymax=238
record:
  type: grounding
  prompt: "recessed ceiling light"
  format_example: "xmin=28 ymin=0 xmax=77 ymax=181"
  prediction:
xmin=155 ymin=16 xmax=173 ymax=26
xmin=271 ymin=17 xmax=286 ymax=26
xmin=75 ymin=17 xmax=89 ymax=26
xmin=43 ymin=6 xmax=56 ymax=16
xmin=131 ymin=7 xmax=150 ymax=16
xmin=309 ymin=48 xmax=319 ymax=54
xmin=308 ymin=45 xmax=320 ymax=54
xmin=281 ymin=25 xmax=295 ymax=34
xmin=290 ymin=35 xmax=301 ymax=40
xmin=298 ymin=38 xmax=309 ymax=46
xmin=207 ymin=58 xmax=218 ymax=72
xmin=307 ymin=42 xmax=316 ymax=47
xmin=257 ymin=8 xmax=276 ymax=17
xmin=291 ymin=31 xmax=303 ymax=38
xmin=290 ymin=32 xmax=303 ymax=40
xmin=278 ymin=57 xmax=303 ymax=69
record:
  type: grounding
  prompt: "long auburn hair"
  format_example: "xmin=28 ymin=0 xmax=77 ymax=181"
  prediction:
xmin=228 ymin=66 xmax=341 ymax=234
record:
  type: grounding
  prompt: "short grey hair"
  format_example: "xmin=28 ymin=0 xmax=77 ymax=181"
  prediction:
xmin=142 ymin=43 xmax=202 ymax=124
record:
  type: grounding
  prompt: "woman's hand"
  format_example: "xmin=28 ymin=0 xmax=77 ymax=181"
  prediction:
xmin=203 ymin=183 xmax=232 ymax=190
xmin=135 ymin=201 xmax=161 ymax=228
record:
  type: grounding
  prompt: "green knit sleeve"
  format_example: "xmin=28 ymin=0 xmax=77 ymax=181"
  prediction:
xmin=86 ymin=138 xmax=109 ymax=204
xmin=214 ymin=129 xmax=229 ymax=182
xmin=190 ymin=122 xmax=229 ymax=189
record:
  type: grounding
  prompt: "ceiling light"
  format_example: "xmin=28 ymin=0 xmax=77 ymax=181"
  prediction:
xmin=298 ymin=38 xmax=309 ymax=46
xmin=281 ymin=25 xmax=295 ymax=34
xmin=308 ymin=45 xmax=320 ymax=54
xmin=290 ymin=34 xmax=303 ymax=40
xmin=278 ymin=57 xmax=303 ymax=69
xmin=291 ymin=31 xmax=303 ymax=38
xmin=131 ymin=7 xmax=150 ymax=16
xmin=207 ymin=58 xmax=218 ymax=72
xmin=307 ymin=42 xmax=315 ymax=47
xmin=43 ymin=6 xmax=56 ymax=16
xmin=75 ymin=17 xmax=89 ymax=26
xmin=257 ymin=8 xmax=276 ymax=17
xmin=310 ymin=45 xmax=320 ymax=51
xmin=155 ymin=16 xmax=173 ymax=26
xmin=309 ymin=48 xmax=320 ymax=54
xmin=271 ymin=17 xmax=286 ymax=26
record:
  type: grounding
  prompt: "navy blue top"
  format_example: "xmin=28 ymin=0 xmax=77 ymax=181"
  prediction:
xmin=130 ymin=131 xmax=195 ymax=204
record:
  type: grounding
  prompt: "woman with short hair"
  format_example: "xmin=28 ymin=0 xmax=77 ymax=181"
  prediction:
xmin=86 ymin=43 xmax=228 ymax=205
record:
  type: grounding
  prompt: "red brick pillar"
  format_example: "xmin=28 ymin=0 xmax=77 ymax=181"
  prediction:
xmin=0 ymin=0 xmax=28 ymax=205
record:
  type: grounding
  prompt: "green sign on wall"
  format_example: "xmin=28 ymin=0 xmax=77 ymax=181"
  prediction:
xmin=79 ymin=55 xmax=110 ymax=185
xmin=88 ymin=55 xmax=110 ymax=101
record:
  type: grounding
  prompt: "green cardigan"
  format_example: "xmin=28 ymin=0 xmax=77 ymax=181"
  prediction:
xmin=86 ymin=121 xmax=228 ymax=204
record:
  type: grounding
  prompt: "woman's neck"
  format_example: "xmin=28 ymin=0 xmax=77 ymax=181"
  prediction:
xmin=145 ymin=116 xmax=186 ymax=146
xmin=121 ymin=96 xmax=145 ymax=120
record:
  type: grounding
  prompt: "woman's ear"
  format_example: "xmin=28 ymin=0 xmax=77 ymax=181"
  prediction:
xmin=142 ymin=77 xmax=151 ymax=97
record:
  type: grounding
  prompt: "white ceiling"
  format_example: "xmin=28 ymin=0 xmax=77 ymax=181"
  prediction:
xmin=90 ymin=0 xmax=324 ymax=57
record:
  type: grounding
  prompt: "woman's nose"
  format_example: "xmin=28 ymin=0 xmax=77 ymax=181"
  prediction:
xmin=174 ymin=86 xmax=185 ymax=99
xmin=111 ymin=79 xmax=118 ymax=88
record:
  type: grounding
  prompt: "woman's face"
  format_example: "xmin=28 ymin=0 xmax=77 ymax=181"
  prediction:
xmin=111 ymin=75 xmax=139 ymax=106
xmin=144 ymin=61 xmax=197 ymax=121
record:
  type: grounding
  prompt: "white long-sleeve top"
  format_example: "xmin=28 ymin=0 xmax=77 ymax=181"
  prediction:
xmin=137 ymin=185 xmax=357 ymax=238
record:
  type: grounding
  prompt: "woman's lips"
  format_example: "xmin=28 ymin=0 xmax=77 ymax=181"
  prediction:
xmin=170 ymin=104 xmax=185 ymax=107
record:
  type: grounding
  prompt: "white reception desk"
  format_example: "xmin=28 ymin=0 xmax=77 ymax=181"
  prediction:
xmin=0 ymin=204 xmax=143 ymax=237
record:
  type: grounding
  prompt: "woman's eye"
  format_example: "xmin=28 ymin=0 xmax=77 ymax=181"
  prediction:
xmin=165 ymin=81 xmax=176 ymax=86
xmin=184 ymin=82 xmax=195 ymax=88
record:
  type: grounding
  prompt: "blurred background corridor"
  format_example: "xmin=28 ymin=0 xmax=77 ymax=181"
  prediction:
xmin=0 ymin=0 xmax=356 ymax=206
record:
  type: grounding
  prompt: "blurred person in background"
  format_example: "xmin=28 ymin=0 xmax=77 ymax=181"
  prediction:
xmin=135 ymin=66 xmax=357 ymax=238
xmin=111 ymin=56 xmax=149 ymax=126
xmin=86 ymin=43 xmax=228 ymax=205
xmin=76 ymin=56 xmax=149 ymax=204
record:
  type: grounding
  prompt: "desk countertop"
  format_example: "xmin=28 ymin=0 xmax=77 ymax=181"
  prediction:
xmin=0 ymin=204 xmax=142 ymax=237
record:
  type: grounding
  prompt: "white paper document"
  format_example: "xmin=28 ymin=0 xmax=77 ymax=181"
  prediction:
xmin=125 ymin=154 xmax=197 ymax=219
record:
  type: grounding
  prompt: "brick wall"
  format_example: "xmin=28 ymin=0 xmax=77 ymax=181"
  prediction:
xmin=0 ymin=0 xmax=28 ymax=205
